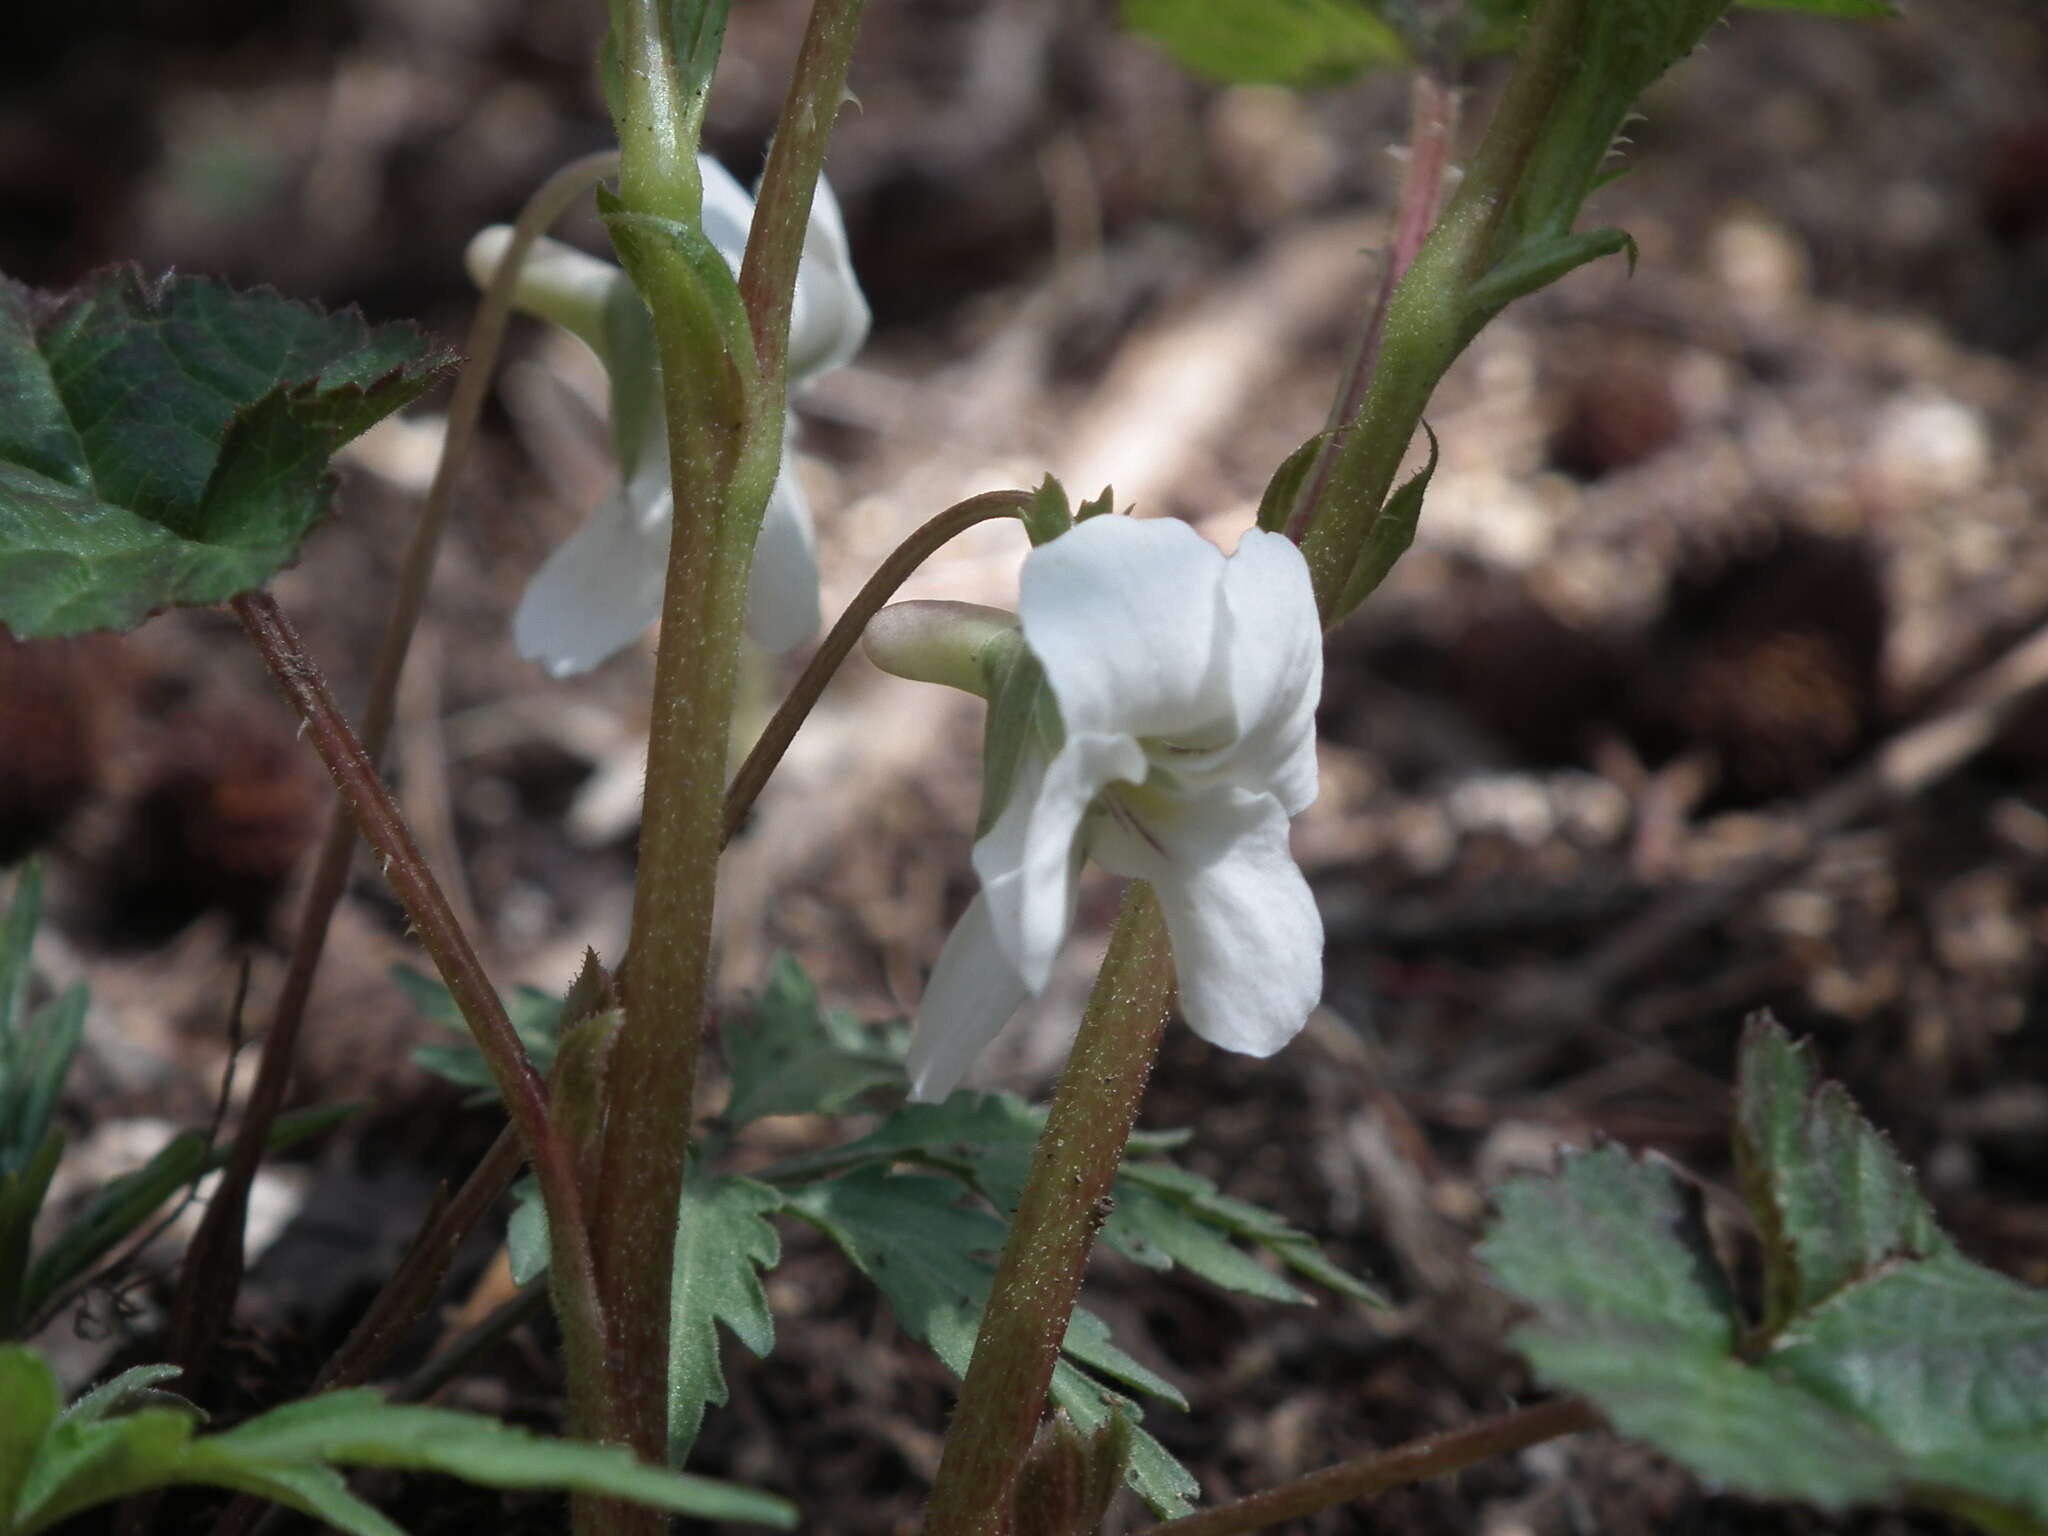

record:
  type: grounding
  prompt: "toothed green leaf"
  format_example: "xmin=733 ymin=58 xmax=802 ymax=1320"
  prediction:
xmin=720 ymin=954 xmax=901 ymax=1125
xmin=0 ymin=268 xmax=452 ymax=638
xmin=667 ymin=1171 xmax=783 ymax=1464
xmin=1483 ymin=1016 xmax=2048 ymax=1533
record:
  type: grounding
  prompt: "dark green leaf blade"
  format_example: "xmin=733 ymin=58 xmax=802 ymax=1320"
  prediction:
xmin=23 ymin=1102 xmax=352 ymax=1314
xmin=667 ymin=1172 xmax=783 ymax=1463
xmin=13 ymin=984 xmax=85 ymax=1181
xmin=1336 ymin=421 xmax=1438 ymax=614
xmin=1736 ymin=0 xmax=1894 ymax=14
xmin=176 ymin=1462 xmax=408 ymax=1536
xmin=61 ymin=1364 xmax=191 ymax=1426
xmin=0 ymin=860 xmax=41 ymax=1043
xmin=1769 ymin=1254 xmax=2048 ymax=1462
xmin=1497 ymin=0 xmax=1731 ymax=254
xmin=1043 ymin=1371 xmax=1198 ymax=1520
xmin=788 ymin=1169 xmax=1004 ymax=1378
xmin=0 ymin=267 xmax=453 ymax=638
xmin=202 ymin=1389 xmax=795 ymax=1526
xmin=764 ymin=1092 xmax=1376 ymax=1305
xmin=1488 ymin=1019 xmax=2048 ymax=1531
xmin=1103 ymin=1184 xmax=1306 ymax=1304
xmin=13 ymin=1406 xmax=201 ymax=1533
xmin=0 ymin=1345 xmax=61 ymax=1520
xmin=0 ymin=1133 xmax=63 ymax=1331
xmin=1120 ymin=0 xmax=1406 ymax=85
xmin=721 ymin=955 xmax=900 ymax=1125
xmin=789 ymin=1170 xmax=1202 ymax=1516
xmin=1479 ymin=1142 xmax=1739 ymax=1351
xmin=1734 ymin=1016 xmax=1948 ymax=1330
xmin=1114 ymin=1160 xmax=1382 ymax=1305
xmin=1515 ymin=1329 xmax=1900 ymax=1507
xmin=401 ymin=965 xmax=565 ymax=1105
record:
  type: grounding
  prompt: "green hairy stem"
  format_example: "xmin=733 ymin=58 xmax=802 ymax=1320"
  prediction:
xmin=921 ymin=886 xmax=1177 ymax=1534
xmin=580 ymin=2 xmax=867 ymax=1529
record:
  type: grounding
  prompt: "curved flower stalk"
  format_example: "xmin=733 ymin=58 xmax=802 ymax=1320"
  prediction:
xmin=868 ymin=515 xmax=1325 ymax=1101
xmin=466 ymin=155 xmax=870 ymax=675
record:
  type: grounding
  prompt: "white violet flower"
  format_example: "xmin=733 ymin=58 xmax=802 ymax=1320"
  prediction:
xmin=877 ymin=514 xmax=1325 ymax=1102
xmin=466 ymin=154 xmax=870 ymax=675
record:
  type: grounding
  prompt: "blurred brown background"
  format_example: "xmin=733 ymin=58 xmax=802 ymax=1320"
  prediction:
xmin=5 ymin=1 xmax=2048 ymax=1531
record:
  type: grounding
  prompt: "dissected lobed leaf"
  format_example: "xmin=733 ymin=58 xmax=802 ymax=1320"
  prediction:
xmin=720 ymin=954 xmax=901 ymax=1125
xmin=759 ymin=1088 xmax=1378 ymax=1308
xmin=400 ymin=964 xmax=565 ymax=1104
xmin=0 ymin=267 xmax=452 ymax=638
xmin=1483 ymin=1015 xmax=2048 ymax=1533
xmin=786 ymin=1169 xmax=1198 ymax=1517
xmin=667 ymin=1171 xmax=782 ymax=1463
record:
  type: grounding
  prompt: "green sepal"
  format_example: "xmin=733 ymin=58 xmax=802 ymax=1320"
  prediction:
xmin=601 ymin=275 xmax=663 ymax=482
xmin=1073 ymin=486 xmax=1117 ymax=523
xmin=1024 ymin=475 xmax=1073 ymax=547
xmin=974 ymin=644 xmax=1064 ymax=840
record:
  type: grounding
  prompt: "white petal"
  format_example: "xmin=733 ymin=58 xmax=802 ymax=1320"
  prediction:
xmin=1216 ymin=528 xmax=1323 ymax=816
xmin=787 ymin=172 xmax=871 ymax=381
xmin=1090 ymin=786 xmax=1322 ymax=1057
xmin=1019 ymin=517 xmax=1233 ymax=744
xmin=744 ymin=451 xmax=823 ymax=654
xmin=464 ymin=227 xmax=624 ymax=361
xmin=973 ymin=734 xmax=1142 ymax=991
xmin=513 ymin=481 xmax=671 ymax=677
xmin=908 ymin=894 xmax=1033 ymax=1102
xmin=695 ymin=154 xmax=758 ymax=269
